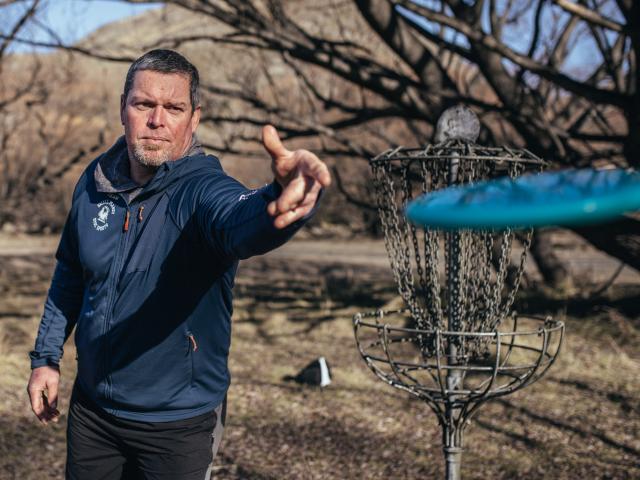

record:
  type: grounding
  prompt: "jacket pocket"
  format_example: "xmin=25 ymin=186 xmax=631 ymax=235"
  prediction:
xmin=121 ymin=193 xmax=171 ymax=276
xmin=108 ymin=323 xmax=194 ymax=411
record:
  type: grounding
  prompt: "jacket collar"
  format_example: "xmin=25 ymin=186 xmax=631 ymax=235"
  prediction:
xmin=95 ymin=135 xmax=205 ymax=195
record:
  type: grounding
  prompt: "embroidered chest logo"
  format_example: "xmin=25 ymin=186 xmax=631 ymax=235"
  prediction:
xmin=238 ymin=189 xmax=258 ymax=202
xmin=92 ymin=201 xmax=116 ymax=231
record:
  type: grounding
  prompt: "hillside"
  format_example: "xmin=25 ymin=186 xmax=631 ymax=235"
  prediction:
xmin=3 ymin=2 xmax=402 ymax=234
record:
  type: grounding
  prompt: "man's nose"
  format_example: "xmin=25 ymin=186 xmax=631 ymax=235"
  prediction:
xmin=147 ymin=106 xmax=165 ymax=128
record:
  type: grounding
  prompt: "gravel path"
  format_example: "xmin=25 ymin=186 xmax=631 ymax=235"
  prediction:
xmin=1 ymin=232 xmax=638 ymax=284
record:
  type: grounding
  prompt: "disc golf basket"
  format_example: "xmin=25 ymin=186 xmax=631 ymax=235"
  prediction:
xmin=353 ymin=106 xmax=564 ymax=479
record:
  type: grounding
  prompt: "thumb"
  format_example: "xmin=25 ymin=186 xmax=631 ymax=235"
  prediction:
xmin=262 ymin=125 xmax=291 ymax=161
xmin=48 ymin=377 xmax=59 ymax=410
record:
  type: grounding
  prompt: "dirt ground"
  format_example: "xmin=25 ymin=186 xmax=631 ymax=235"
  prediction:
xmin=0 ymin=234 xmax=638 ymax=479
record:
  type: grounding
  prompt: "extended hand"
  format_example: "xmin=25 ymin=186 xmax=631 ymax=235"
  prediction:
xmin=27 ymin=366 xmax=61 ymax=425
xmin=262 ymin=125 xmax=331 ymax=229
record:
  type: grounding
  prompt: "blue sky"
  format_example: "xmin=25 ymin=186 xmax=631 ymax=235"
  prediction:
xmin=8 ymin=1 xmax=163 ymax=52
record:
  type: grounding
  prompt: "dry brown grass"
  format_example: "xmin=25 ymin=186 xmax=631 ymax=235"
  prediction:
xmin=0 ymin=240 xmax=638 ymax=480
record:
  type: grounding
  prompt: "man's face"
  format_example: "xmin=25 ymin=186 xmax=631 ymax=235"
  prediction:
xmin=121 ymin=70 xmax=201 ymax=168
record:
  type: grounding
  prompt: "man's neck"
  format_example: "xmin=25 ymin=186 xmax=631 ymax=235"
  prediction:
xmin=129 ymin=158 xmax=159 ymax=186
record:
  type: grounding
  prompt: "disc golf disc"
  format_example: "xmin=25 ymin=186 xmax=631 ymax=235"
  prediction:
xmin=405 ymin=168 xmax=640 ymax=229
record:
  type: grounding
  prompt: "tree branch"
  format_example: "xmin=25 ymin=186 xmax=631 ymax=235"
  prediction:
xmin=0 ymin=0 xmax=40 ymax=61
xmin=0 ymin=35 xmax=137 ymax=62
xmin=553 ymin=0 xmax=626 ymax=33
xmin=396 ymin=0 xmax=629 ymax=106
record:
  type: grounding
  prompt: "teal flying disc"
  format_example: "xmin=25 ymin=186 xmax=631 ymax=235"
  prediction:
xmin=405 ymin=168 xmax=640 ymax=230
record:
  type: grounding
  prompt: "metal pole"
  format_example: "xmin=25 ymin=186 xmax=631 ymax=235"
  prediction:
xmin=443 ymin=404 xmax=462 ymax=480
xmin=444 ymin=445 xmax=463 ymax=480
xmin=445 ymin=156 xmax=463 ymax=480
xmin=443 ymin=402 xmax=463 ymax=480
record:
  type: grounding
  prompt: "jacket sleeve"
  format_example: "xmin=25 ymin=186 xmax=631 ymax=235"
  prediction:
xmin=194 ymin=173 xmax=319 ymax=261
xmin=29 ymin=192 xmax=85 ymax=369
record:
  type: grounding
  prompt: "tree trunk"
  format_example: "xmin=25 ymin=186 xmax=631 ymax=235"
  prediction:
xmin=529 ymin=229 xmax=573 ymax=289
xmin=573 ymin=216 xmax=640 ymax=273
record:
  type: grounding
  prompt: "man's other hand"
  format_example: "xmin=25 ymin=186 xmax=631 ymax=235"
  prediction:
xmin=262 ymin=125 xmax=331 ymax=229
xmin=27 ymin=366 xmax=61 ymax=425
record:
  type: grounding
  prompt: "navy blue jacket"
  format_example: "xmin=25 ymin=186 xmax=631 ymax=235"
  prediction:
xmin=30 ymin=142 xmax=308 ymax=421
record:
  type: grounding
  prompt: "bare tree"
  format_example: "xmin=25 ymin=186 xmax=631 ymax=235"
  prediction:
xmin=0 ymin=0 xmax=47 ymax=225
xmin=6 ymin=0 xmax=638 ymax=279
xmin=0 ymin=0 xmax=108 ymax=232
xmin=109 ymin=0 xmax=636 ymax=279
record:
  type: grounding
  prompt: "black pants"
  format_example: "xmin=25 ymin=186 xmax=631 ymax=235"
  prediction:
xmin=66 ymin=386 xmax=226 ymax=480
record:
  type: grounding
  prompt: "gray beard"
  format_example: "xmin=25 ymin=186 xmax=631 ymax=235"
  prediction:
xmin=132 ymin=142 xmax=171 ymax=168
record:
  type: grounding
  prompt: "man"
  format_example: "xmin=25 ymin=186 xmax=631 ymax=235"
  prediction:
xmin=27 ymin=49 xmax=330 ymax=479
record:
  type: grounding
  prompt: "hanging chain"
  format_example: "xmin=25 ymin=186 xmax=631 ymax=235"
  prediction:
xmin=370 ymin=144 xmax=543 ymax=360
xmin=421 ymin=159 xmax=443 ymax=330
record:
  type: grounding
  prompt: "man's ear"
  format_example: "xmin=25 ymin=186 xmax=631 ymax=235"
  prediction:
xmin=120 ymin=94 xmax=126 ymax=125
xmin=191 ymin=105 xmax=201 ymax=132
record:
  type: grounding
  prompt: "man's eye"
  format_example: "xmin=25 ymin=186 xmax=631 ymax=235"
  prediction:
xmin=167 ymin=106 xmax=183 ymax=113
xmin=135 ymin=103 xmax=152 ymax=110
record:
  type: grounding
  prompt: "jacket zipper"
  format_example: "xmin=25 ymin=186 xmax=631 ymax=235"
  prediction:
xmin=102 ymin=204 xmax=133 ymax=402
xmin=187 ymin=331 xmax=196 ymax=387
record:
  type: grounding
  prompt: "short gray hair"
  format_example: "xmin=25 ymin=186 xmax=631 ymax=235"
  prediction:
xmin=123 ymin=49 xmax=200 ymax=111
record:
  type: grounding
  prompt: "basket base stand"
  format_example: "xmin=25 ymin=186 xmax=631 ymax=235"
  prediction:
xmin=443 ymin=418 xmax=463 ymax=480
xmin=444 ymin=445 xmax=462 ymax=480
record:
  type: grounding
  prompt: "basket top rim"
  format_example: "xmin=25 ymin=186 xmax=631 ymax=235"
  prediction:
xmin=371 ymin=141 xmax=547 ymax=166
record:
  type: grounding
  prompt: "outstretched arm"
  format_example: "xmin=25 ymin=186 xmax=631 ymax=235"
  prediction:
xmin=196 ymin=125 xmax=331 ymax=260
